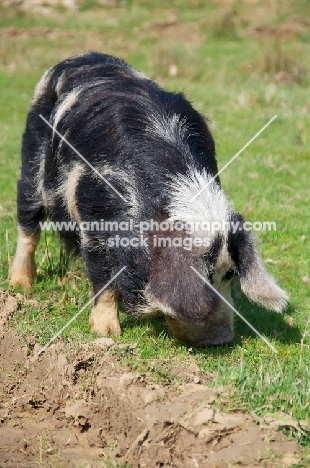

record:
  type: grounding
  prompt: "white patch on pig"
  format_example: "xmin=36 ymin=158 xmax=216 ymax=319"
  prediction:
xmin=32 ymin=68 xmax=53 ymax=105
xmin=55 ymin=72 xmax=67 ymax=97
xmin=65 ymin=163 xmax=85 ymax=223
xmin=168 ymin=169 xmax=232 ymax=242
xmin=53 ymin=88 xmax=81 ymax=131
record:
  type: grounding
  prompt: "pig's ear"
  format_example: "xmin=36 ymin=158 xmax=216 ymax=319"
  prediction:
xmin=228 ymin=214 xmax=289 ymax=312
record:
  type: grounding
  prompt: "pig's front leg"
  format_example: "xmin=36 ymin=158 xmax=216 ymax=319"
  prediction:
xmin=89 ymin=288 xmax=121 ymax=336
xmin=82 ymin=248 xmax=121 ymax=336
xmin=9 ymin=229 xmax=41 ymax=288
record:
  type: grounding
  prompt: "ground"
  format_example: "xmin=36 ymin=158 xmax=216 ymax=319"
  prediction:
xmin=0 ymin=289 xmax=304 ymax=467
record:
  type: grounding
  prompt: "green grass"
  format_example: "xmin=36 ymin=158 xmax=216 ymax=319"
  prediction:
xmin=0 ymin=0 xmax=309 ymax=455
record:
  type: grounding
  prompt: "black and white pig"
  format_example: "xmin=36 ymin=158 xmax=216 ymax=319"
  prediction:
xmin=9 ymin=52 xmax=288 ymax=346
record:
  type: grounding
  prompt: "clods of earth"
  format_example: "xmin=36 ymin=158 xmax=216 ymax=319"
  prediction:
xmin=0 ymin=289 xmax=303 ymax=467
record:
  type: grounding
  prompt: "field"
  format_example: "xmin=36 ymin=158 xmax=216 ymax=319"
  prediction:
xmin=0 ymin=0 xmax=309 ymax=466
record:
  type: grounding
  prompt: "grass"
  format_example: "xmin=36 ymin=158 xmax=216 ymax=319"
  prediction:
xmin=0 ymin=0 xmax=309 ymax=456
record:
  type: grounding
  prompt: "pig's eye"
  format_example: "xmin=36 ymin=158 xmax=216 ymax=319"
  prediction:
xmin=222 ymin=269 xmax=237 ymax=282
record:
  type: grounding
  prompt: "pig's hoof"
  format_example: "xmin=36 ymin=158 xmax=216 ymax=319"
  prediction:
xmin=9 ymin=276 xmax=33 ymax=289
xmin=89 ymin=314 xmax=122 ymax=336
xmin=9 ymin=258 xmax=36 ymax=289
xmin=89 ymin=290 xmax=121 ymax=336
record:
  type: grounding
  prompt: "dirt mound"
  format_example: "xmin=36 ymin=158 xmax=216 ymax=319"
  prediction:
xmin=0 ymin=292 xmax=302 ymax=467
xmin=0 ymin=289 xmax=21 ymax=327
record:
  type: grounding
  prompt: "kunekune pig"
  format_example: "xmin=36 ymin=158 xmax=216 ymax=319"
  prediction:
xmin=9 ymin=52 xmax=288 ymax=346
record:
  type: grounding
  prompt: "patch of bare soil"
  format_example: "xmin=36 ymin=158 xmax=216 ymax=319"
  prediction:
xmin=0 ymin=291 xmax=302 ymax=467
